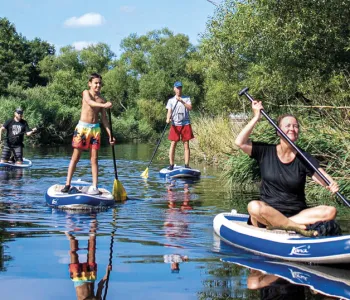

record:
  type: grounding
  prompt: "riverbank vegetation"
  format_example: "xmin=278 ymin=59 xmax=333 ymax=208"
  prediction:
xmin=1 ymin=0 xmax=350 ymax=201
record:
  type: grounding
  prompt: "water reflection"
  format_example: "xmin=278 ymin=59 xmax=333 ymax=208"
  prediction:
xmin=163 ymin=254 xmax=189 ymax=273
xmin=223 ymin=257 xmax=350 ymax=300
xmin=248 ymin=269 xmax=305 ymax=300
xmin=0 ymin=169 xmax=23 ymax=181
xmin=162 ymin=179 xmax=193 ymax=275
xmin=164 ymin=181 xmax=193 ymax=243
xmin=64 ymin=210 xmax=116 ymax=300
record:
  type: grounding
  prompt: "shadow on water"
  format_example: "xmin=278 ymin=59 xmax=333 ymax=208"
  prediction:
xmin=0 ymin=144 xmax=349 ymax=299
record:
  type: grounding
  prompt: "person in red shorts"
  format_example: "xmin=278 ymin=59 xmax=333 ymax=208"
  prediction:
xmin=166 ymin=81 xmax=194 ymax=170
xmin=61 ymin=73 xmax=115 ymax=195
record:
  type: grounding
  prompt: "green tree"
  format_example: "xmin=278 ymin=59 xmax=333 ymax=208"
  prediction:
xmin=80 ymin=43 xmax=115 ymax=75
xmin=201 ymin=0 xmax=350 ymax=109
xmin=120 ymin=28 xmax=201 ymax=103
xmin=0 ymin=18 xmax=28 ymax=94
xmin=102 ymin=61 xmax=139 ymax=115
xmin=25 ymin=38 xmax=55 ymax=87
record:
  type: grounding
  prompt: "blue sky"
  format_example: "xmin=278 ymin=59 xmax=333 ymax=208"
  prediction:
xmin=0 ymin=0 xmax=220 ymax=56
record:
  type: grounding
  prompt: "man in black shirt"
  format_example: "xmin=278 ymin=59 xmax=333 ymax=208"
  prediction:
xmin=0 ymin=108 xmax=37 ymax=164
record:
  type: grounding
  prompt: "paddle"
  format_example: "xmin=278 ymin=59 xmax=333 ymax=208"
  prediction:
xmin=238 ymin=87 xmax=350 ymax=208
xmin=107 ymin=109 xmax=127 ymax=201
xmin=102 ymin=208 xmax=117 ymax=300
xmin=141 ymin=100 xmax=179 ymax=178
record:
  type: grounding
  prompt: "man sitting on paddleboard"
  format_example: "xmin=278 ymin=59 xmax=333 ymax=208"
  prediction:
xmin=0 ymin=108 xmax=37 ymax=164
xmin=235 ymin=100 xmax=341 ymax=236
xmin=61 ymin=73 xmax=115 ymax=195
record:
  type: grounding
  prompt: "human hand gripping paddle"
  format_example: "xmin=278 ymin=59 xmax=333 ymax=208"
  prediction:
xmin=107 ymin=109 xmax=127 ymax=201
xmin=141 ymin=100 xmax=179 ymax=178
xmin=238 ymin=87 xmax=350 ymax=208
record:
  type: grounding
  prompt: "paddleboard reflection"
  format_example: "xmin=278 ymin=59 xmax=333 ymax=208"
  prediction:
xmin=222 ymin=257 xmax=350 ymax=300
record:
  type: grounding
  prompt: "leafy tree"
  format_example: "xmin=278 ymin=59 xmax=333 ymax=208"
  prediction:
xmin=201 ymin=0 xmax=350 ymax=109
xmin=25 ymin=38 xmax=55 ymax=87
xmin=0 ymin=18 xmax=28 ymax=94
xmin=80 ymin=43 xmax=115 ymax=75
xmin=102 ymin=62 xmax=139 ymax=115
xmin=120 ymin=28 xmax=200 ymax=103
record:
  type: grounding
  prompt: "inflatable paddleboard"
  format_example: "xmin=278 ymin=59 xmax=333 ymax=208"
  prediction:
xmin=45 ymin=184 xmax=115 ymax=210
xmin=0 ymin=158 xmax=32 ymax=169
xmin=159 ymin=165 xmax=201 ymax=179
xmin=214 ymin=210 xmax=350 ymax=264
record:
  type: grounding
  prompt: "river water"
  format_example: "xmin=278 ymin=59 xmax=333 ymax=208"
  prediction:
xmin=0 ymin=144 xmax=349 ymax=300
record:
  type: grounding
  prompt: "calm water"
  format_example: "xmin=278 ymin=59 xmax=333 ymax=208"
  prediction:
xmin=0 ymin=144 xmax=349 ymax=300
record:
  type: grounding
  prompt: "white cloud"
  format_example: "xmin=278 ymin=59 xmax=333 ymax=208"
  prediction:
xmin=64 ymin=13 xmax=105 ymax=28
xmin=72 ymin=41 xmax=98 ymax=50
xmin=120 ymin=6 xmax=136 ymax=13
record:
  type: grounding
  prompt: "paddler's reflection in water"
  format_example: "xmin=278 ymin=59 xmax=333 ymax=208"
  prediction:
xmin=0 ymin=169 xmax=23 ymax=181
xmin=65 ymin=219 xmax=111 ymax=300
xmin=163 ymin=254 xmax=189 ymax=273
xmin=248 ymin=269 xmax=305 ymax=300
xmin=0 ymin=169 xmax=24 ymax=198
xmin=163 ymin=180 xmax=191 ymax=273
xmin=166 ymin=181 xmax=193 ymax=210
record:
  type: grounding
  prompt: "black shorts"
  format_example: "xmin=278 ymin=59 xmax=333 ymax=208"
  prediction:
xmin=1 ymin=145 xmax=23 ymax=162
xmin=247 ymin=216 xmax=267 ymax=228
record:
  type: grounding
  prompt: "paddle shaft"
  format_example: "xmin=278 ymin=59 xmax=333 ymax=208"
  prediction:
xmin=145 ymin=100 xmax=179 ymax=169
xmin=107 ymin=109 xmax=118 ymax=180
xmin=102 ymin=208 xmax=117 ymax=300
xmin=239 ymin=87 xmax=350 ymax=207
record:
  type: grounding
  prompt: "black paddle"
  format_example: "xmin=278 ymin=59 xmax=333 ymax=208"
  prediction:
xmin=141 ymin=100 xmax=179 ymax=178
xmin=107 ymin=109 xmax=127 ymax=201
xmin=102 ymin=208 xmax=117 ymax=300
xmin=239 ymin=87 xmax=350 ymax=207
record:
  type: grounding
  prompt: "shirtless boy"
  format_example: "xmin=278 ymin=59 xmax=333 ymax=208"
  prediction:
xmin=61 ymin=73 xmax=114 ymax=195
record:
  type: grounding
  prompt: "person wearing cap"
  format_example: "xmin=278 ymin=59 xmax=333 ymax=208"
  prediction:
xmin=0 ymin=108 xmax=37 ymax=164
xmin=166 ymin=81 xmax=194 ymax=170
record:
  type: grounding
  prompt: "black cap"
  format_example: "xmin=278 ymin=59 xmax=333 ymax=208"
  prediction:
xmin=15 ymin=108 xmax=23 ymax=114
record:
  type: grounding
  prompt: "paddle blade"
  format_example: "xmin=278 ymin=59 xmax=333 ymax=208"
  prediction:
xmin=112 ymin=179 xmax=127 ymax=201
xmin=141 ymin=167 xmax=149 ymax=178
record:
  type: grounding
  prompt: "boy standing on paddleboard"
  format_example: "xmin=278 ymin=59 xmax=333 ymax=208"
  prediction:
xmin=61 ymin=73 xmax=115 ymax=195
xmin=0 ymin=107 xmax=37 ymax=164
xmin=166 ymin=81 xmax=194 ymax=170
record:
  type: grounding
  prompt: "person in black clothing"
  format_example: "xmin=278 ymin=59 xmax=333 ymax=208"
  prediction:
xmin=0 ymin=108 xmax=37 ymax=164
xmin=235 ymin=100 xmax=339 ymax=233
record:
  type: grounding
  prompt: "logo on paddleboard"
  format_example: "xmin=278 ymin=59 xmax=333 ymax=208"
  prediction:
xmin=289 ymin=245 xmax=311 ymax=256
xmin=288 ymin=268 xmax=310 ymax=282
xmin=52 ymin=199 xmax=58 ymax=205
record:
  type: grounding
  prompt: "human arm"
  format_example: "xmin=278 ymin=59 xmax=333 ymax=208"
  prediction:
xmin=101 ymin=108 xmax=115 ymax=145
xmin=312 ymin=168 xmax=339 ymax=194
xmin=95 ymin=265 xmax=112 ymax=299
xmin=83 ymin=90 xmax=112 ymax=109
xmin=166 ymin=108 xmax=172 ymax=124
xmin=23 ymin=121 xmax=37 ymax=137
xmin=176 ymin=96 xmax=192 ymax=111
xmin=26 ymin=127 xmax=37 ymax=136
xmin=0 ymin=126 xmax=5 ymax=142
xmin=234 ymin=100 xmax=263 ymax=156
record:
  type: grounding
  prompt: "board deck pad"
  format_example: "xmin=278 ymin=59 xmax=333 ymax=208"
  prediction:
xmin=53 ymin=184 xmax=110 ymax=196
